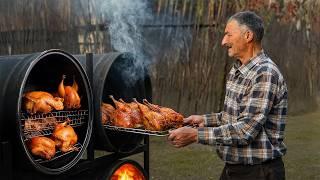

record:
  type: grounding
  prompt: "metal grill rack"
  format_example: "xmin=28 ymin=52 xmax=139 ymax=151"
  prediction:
xmin=34 ymin=143 xmax=82 ymax=164
xmin=20 ymin=110 xmax=88 ymax=140
xmin=104 ymin=124 xmax=169 ymax=136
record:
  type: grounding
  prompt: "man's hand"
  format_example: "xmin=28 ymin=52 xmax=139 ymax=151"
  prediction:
xmin=184 ymin=115 xmax=205 ymax=127
xmin=167 ymin=126 xmax=198 ymax=148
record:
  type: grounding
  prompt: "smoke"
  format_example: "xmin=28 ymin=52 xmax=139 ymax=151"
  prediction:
xmin=99 ymin=0 xmax=153 ymax=87
xmin=98 ymin=0 xmax=192 ymax=87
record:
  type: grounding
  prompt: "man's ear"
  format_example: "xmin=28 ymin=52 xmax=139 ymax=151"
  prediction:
xmin=245 ymin=30 xmax=254 ymax=43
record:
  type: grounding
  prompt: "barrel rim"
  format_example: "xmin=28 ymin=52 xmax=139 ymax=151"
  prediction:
xmin=17 ymin=49 xmax=93 ymax=175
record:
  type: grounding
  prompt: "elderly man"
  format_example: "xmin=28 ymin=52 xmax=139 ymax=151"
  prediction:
xmin=168 ymin=11 xmax=288 ymax=180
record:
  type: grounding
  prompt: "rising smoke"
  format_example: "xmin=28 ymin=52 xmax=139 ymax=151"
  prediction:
xmin=99 ymin=0 xmax=153 ymax=87
xmin=98 ymin=0 xmax=192 ymax=87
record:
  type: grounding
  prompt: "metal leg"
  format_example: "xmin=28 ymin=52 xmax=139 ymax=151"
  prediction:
xmin=144 ymin=136 xmax=150 ymax=179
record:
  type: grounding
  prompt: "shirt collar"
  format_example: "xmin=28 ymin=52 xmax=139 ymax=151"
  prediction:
xmin=234 ymin=50 xmax=265 ymax=76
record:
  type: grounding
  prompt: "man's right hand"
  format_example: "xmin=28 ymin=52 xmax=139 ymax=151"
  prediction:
xmin=183 ymin=115 xmax=205 ymax=127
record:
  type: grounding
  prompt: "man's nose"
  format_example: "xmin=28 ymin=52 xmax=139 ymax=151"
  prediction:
xmin=221 ymin=36 xmax=227 ymax=46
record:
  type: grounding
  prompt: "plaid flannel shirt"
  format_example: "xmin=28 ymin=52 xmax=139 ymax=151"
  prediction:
xmin=198 ymin=51 xmax=288 ymax=165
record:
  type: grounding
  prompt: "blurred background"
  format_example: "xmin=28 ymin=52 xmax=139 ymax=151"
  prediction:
xmin=0 ymin=0 xmax=319 ymax=179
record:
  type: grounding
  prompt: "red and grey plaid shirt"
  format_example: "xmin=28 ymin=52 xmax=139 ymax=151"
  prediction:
xmin=198 ymin=51 xmax=288 ymax=165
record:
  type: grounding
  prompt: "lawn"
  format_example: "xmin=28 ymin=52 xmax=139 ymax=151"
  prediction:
xmin=127 ymin=111 xmax=320 ymax=179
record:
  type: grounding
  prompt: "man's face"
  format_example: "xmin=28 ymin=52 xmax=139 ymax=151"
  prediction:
xmin=221 ymin=20 xmax=248 ymax=59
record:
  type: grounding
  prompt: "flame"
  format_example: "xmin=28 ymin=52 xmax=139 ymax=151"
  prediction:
xmin=119 ymin=170 xmax=133 ymax=180
xmin=111 ymin=163 xmax=145 ymax=180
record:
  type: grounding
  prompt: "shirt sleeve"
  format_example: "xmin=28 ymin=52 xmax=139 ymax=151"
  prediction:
xmin=198 ymin=70 xmax=278 ymax=146
xmin=202 ymin=113 xmax=222 ymax=127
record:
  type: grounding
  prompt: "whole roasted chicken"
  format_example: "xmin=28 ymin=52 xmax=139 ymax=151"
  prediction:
xmin=58 ymin=75 xmax=81 ymax=110
xmin=143 ymin=99 xmax=184 ymax=129
xmin=23 ymin=91 xmax=64 ymax=114
xmin=133 ymin=99 xmax=184 ymax=131
xmin=101 ymin=103 xmax=115 ymax=125
xmin=52 ymin=119 xmax=78 ymax=152
xmin=109 ymin=95 xmax=143 ymax=128
xmin=133 ymin=99 xmax=165 ymax=131
xmin=28 ymin=136 xmax=56 ymax=160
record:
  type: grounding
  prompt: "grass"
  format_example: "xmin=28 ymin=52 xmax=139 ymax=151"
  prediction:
xmin=96 ymin=111 xmax=320 ymax=179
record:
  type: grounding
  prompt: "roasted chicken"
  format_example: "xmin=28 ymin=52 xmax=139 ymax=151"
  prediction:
xmin=52 ymin=119 xmax=78 ymax=152
xmin=133 ymin=99 xmax=165 ymax=131
xmin=120 ymin=98 xmax=144 ymax=128
xmin=109 ymin=95 xmax=143 ymax=128
xmin=143 ymin=99 xmax=184 ymax=129
xmin=23 ymin=91 xmax=64 ymax=114
xmin=58 ymin=75 xmax=81 ymax=110
xmin=104 ymin=95 xmax=183 ymax=131
xmin=101 ymin=103 xmax=115 ymax=124
xmin=24 ymin=117 xmax=57 ymax=131
xmin=28 ymin=136 xmax=56 ymax=160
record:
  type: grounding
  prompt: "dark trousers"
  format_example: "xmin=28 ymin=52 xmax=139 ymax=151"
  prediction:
xmin=220 ymin=158 xmax=285 ymax=180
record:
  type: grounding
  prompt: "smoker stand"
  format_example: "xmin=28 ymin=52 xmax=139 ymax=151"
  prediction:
xmin=0 ymin=136 xmax=149 ymax=180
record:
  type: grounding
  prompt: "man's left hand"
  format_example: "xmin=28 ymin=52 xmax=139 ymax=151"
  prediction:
xmin=168 ymin=126 xmax=198 ymax=148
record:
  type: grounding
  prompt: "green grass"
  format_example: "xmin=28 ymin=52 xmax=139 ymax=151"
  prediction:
xmin=284 ymin=111 xmax=320 ymax=180
xmin=97 ymin=111 xmax=320 ymax=179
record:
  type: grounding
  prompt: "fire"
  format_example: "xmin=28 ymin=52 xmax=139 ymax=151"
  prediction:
xmin=111 ymin=163 xmax=145 ymax=180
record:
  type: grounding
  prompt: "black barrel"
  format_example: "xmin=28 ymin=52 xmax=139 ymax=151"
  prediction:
xmin=76 ymin=52 xmax=152 ymax=153
xmin=0 ymin=49 xmax=93 ymax=175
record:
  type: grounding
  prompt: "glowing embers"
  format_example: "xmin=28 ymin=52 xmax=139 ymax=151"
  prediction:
xmin=111 ymin=163 xmax=145 ymax=180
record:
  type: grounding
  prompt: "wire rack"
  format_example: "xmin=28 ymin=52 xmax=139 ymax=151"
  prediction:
xmin=103 ymin=124 xmax=169 ymax=136
xmin=34 ymin=143 xmax=82 ymax=164
xmin=20 ymin=110 xmax=88 ymax=140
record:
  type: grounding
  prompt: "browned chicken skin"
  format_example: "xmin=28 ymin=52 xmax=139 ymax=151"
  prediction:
xmin=28 ymin=136 xmax=56 ymax=160
xmin=109 ymin=95 xmax=143 ymax=128
xmin=58 ymin=75 xmax=81 ymax=110
xmin=120 ymin=98 xmax=143 ymax=128
xmin=101 ymin=103 xmax=115 ymax=124
xmin=23 ymin=91 xmax=64 ymax=114
xmin=133 ymin=99 xmax=165 ymax=131
xmin=143 ymin=99 xmax=184 ymax=129
xmin=105 ymin=96 xmax=183 ymax=131
xmin=52 ymin=119 xmax=78 ymax=152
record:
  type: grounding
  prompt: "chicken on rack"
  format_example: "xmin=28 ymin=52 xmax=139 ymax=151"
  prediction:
xmin=24 ymin=117 xmax=57 ymax=131
xmin=142 ymin=99 xmax=184 ymax=129
xmin=133 ymin=99 xmax=165 ymax=131
xmin=28 ymin=136 xmax=56 ymax=160
xmin=52 ymin=119 xmax=78 ymax=153
xmin=23 ymin=91 xmax=64 ymax=114
xmin=58 ymin=75 xmax=81 ymax=110
xmin=109 ymin=95 xmax=143 ymax=128
xmin=101 ymin=102 xmax=115 ymax=125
